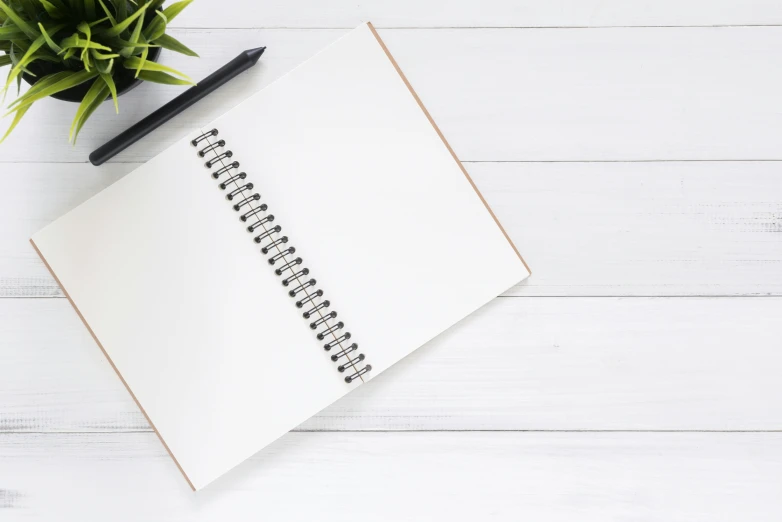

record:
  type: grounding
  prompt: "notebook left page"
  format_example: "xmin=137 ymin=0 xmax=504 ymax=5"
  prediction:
xmin=31 ymin=133 xmax=353 ymax=490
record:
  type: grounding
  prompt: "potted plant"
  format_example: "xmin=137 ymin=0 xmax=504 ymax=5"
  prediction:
xmin=0 ymin=0 xmax=197 ymax=144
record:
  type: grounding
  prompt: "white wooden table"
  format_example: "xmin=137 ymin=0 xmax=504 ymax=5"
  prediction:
xmin=2 ymin=2 xmax=782 ymax=520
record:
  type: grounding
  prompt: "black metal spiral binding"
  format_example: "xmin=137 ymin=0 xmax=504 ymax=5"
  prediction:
xmin=192 ymin=129 xmax=372 ymax=384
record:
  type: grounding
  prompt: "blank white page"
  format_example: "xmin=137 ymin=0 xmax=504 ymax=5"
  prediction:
xmin=31 ymin=131 xmax=355 ymax=491
xmin=31 ymin=22 xmax=529 ymax=493
xmin=205 ymin=23 xmax=530 ymax=378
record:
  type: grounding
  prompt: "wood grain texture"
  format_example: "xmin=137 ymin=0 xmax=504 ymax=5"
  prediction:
xmin=1 ymin=27 xmax=781 ymax=162
xmin=2 ymin=12 xmax=782 ymax=519
xmin=1 ymin=431 xmax=780 ymax=520
xmin=167 ymin=0 xmax=782 ymax=28
xmin=2 ymin=297 xmax=781 ymax=433
xmin=3 ymin=161 xmax=781 ymax=298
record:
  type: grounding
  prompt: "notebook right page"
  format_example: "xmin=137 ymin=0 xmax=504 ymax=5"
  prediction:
xmin=209 ymin=23 xmax=530 ymax=377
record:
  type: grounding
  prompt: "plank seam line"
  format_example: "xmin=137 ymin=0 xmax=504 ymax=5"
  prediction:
xmin=164 ymin=25 xmax=782 ymax=30
xmin=5 ymin=295 xmax=782 ymax=300
xmin=2 ymin=429 xmax=781 ymax=434
xmin=3 ymin=159 xmax=782 ymax=165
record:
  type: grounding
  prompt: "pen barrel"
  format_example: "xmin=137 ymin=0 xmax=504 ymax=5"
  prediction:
xmin=89 ymin=54 xmax=255 ymax=166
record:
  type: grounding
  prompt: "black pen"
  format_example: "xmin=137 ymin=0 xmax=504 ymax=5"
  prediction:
xmin=89 ymin=46 xmax=266 ymax=166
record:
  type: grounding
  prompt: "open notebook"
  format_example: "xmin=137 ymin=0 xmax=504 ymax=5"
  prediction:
xmin=31 ymin=23 xmax=530 ymax=490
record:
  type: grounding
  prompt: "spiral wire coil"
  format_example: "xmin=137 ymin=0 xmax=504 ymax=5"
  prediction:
xmin=192 ymin=129 xmax=372 ymax=383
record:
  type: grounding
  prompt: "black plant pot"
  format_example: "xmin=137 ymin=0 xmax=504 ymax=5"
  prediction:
xmin=21 ymin=46 xmax=162 ymax=103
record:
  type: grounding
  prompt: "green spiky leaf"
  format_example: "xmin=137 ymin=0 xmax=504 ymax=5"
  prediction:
xmin=0 ymin=0 xmax=39 ymax=39
xmin=69 ymin=77 xmax=101 ymax=139
xmin=59 ymin=34 xmax=112 ymax=53
xmin=148 ymin=0 xmax=166 ymax=11
xmin=7 ymin=69 xmax=68 ymax=107
xmin=39 ymin=0 xmax=66 ymax=19
xmin=9 ymin=69 xmax=97 ymax=111
xmin=76 ymin=22 xmax=93 ymax=70
xmin=0 ymin=103 xmax=30 ymax=143
xmin=90 ymin=49 xmax=119 ymax=60
xmin=146 ymin=0 xmax=198 ymax=41
xmin=108 ymin=0 xmax=127 ymax=22
xmin=145 ymin=10 xmax=167 ymax=41
xmin=136 ymin=69 xmax=194 ymax=86
xmin=96 ymin=0 xmax=116 ymax=25
xmin=100 ymin=2 xmax=147 ymax=37
xmin=152 ymin=33 xmax=197 ymax=57
xmin=134 ymin=41 xmax=148 ymax=78
xmin=119 ymin=8 xmax=145 ymax=58
xmin=0 ymin=0 xmax=198 ymax=143
xmin=160 ymin=0 xmax=193 ymax=25
xmin=4 ymin=33 xmax=47 ymax=91
xmin=88 ymin=16 xmax=110 ymax=27
xmin=69 ymin=77 xmax=109 ymax=143
xmin=0 ymin=25 xmax=27 ymax=41
xmin=123 ymin=56 xmax=192 ymax=82
xmin=112 ymin=39 xmax=159 ymax=50
xmin=99 ymin=69 xmax=117 ymax=112
xmin=38 ymin=23 xmax=62 ymax=53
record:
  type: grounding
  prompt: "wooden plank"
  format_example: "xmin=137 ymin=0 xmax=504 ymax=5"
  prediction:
xmin=490 ymin=161 xmax=782 ymax=297
xmin=1 ymin=432 xmax=780 ymax=520
xmin=1 ymin=27 xmax=781 ymax=162
xmin=3 ymin=161 xmax=781 ymax=298
xmin=0 ymin=164 xmax=128 ymax=298
xmin=2 ymin=297 xmax=781 ymax=432
xmin=168 ymin=0 xmax=782 ymax=28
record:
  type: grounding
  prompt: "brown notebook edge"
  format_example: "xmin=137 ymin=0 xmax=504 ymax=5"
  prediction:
xmin=366 ymin=22 xmax=531 ymax=275
xmin=30 ymin=238 xmax=197 ymax=492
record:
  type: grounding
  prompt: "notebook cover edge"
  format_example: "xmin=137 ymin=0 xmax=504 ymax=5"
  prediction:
xmin=29 ymin=237 xmax=198 ymax=491
xmin=365 ymin=22 xmax=531 ymax=275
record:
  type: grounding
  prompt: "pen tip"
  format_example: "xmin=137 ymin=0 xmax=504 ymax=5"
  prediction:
xmin=245 ymin=46 xmax=266 ymax=64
